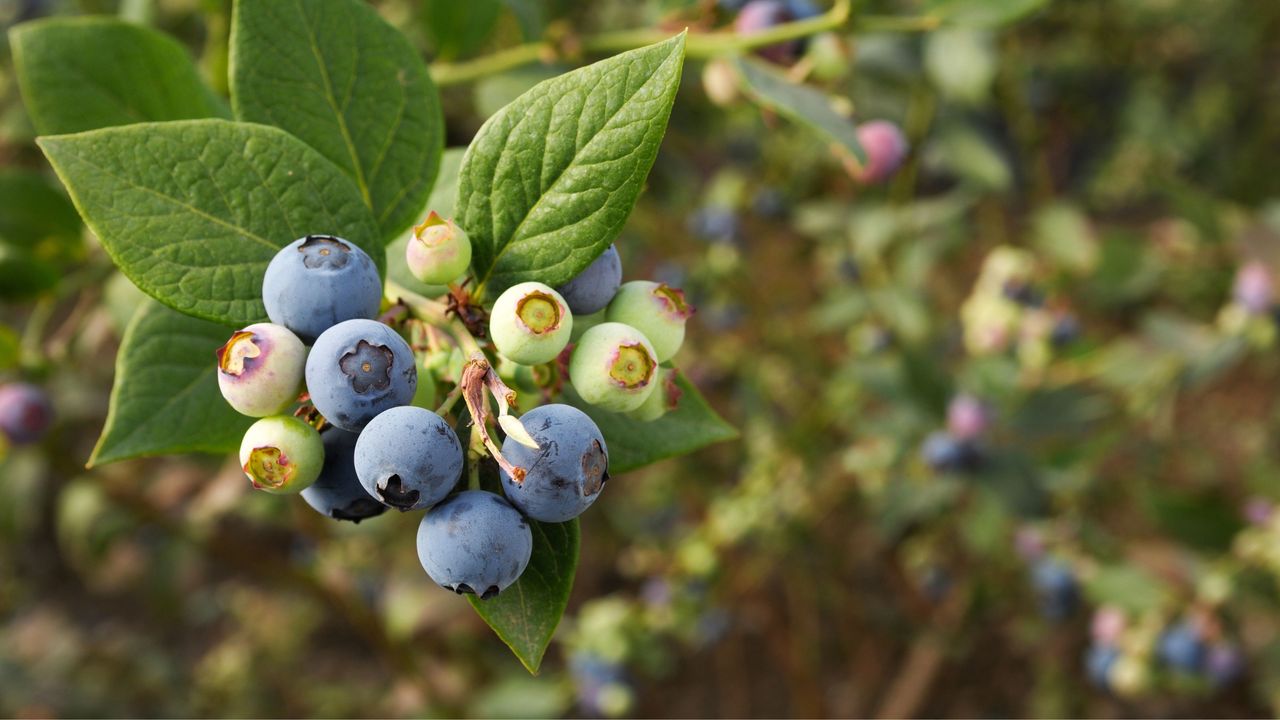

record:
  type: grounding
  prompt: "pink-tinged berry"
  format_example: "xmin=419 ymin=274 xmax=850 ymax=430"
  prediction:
xmin=569 ymin=322 xmax=659 ymax=413
xmin=489 ymin=282 xmax=574 ymax=365
xmin=605 ymin=281 xmax=695 ymax=363
xmin=215 ymin=323 xmax=307 ymax=417
xmin=238 ymin=415 xmax=323 ymax=494
xmin=1233 ymin=260 xmax=1273 ymax=314
xmin=850 ymin=120 xmax=909 ymax=184
xmin=0 ymin=382 xmax=52 ymax=445
xmin=946 ymin=393 xmax=989 ymax=441
xmin=405 ymin=211 xmax=472 ymax=285
xmin=627 ymin=368 xmax=682 ymax=422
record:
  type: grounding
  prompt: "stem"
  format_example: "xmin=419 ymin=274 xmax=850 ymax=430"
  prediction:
xmin=384 ymin=279 xmax=484 ymax=357
xmin=434 ymin=382 xmax=464 ymax=417
xmin=429 ymin=1 xmax=938 ymax=86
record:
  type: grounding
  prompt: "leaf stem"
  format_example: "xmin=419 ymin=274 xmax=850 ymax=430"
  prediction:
xmin=428 ymin=2 xmax=938 ymax=86
xmin=384 ymin=279 xmax=485 ymax=358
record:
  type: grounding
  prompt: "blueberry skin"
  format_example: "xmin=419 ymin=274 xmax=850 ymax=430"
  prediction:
xmin=302 ymin=429 xmax=386 ymax=523
xmin=305 ymin=319 xmax=417 ymax=432
xmin=1157 ymin=621 xmax=1206 ymax=673
xmin=1031 ymin=557 xmax=1079 ymax=621
xmin=262 ymin=235 xmax=382 ymax=344
xmin=1085 ymin=644 xmax=1120 ymax=689
xmin=0 ymin=382 xmax=52 ymax=445
xmin=354 ymin=406 xmax=463 ymax=512
xmin=500 ymin=404 xmax=609 ymax=522
xmin=416 ymin=490 xmax=533 ymax=599
xmin=555 ymin=245 xmax=623 ymax=316
xmin=921 ymin=431 xmax=982 ymax=473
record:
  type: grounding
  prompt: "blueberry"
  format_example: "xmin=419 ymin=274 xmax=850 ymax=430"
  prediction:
xmin=416 ymin=490 xmax=532 ymax=599
xmin=1206 ymin=643 xmax=1244 ymax=688
xmin=215 ymin=323 xmax=307 ymax=417
xmin=1234 ymin=260 xmax=1273 ymax=315
xmin=555 ymin=245 xmax=623 ymax=316
xmin=605 ymin=281 xmax=695 ymax=363
xmin=301 ymin=429 xmax=386 ymax=523
xmin=355 ymin=406 xmax=463 ymax=512
xmin=262 ymin=235 xmax=382 ymax=344
xmin=1030 ymin=557 xmax=1078 ymax=621
xmin=570 ymin=652 xmax=634 ymax=718
xmin=0 ymin=382 xmax=52 ymax=445
xmin=1001 ymin=281 xmax=1045 ymax=308
xmin=489 ymin=282 xmax=574 ymax=366
xmin=920 ymin=431 xmax=982 ymax=473
xmin=687 ymin=206 xmax=741 ymax=244
xmin=1085 ymin=644 xmax=1121 ymax=689
xmin=752 ymin=188 xmax=788 ymax=219
xmin=569 ymin=322 xmax=659 ymax=413
xmin=1157 ymin=620 xmax=1206 ymax=673
xmin=238 ymin=415 xmax=323 ymax=493
xmin=499 ymin=404 xmax=608 ymax=522
xmin=783 ymin=0 xmax=821 ymax=19
xmin=304 ymin=319 xmax=417 ymax=432
xmin=1050 ymin=312 xmax=1080 ymax=347
xmin=405 ymin=212 xmax=471 ymax=285
xmin=734 ymin=0 xmax=802 ymax=64
xmin=851 ymin=120 xmax=909 ymax=185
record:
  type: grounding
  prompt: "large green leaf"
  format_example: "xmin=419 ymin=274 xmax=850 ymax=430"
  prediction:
xmin=733 ymin=56 xmax=867 ymax=165
xmin=10 ymin=17 xmax=228 ymax=136
xmin=90 ymin=300 xmax=252 ymax=466
xmin=230 ymin=0 xmax=444 ymax=240
xmin=38 ymin=119 xmax=381 ymax=327
xmin=457 ymin=34 xmax=686 ymax=296
xmin=469 ymin=518 xmax=579 ymax=674
xmin=567 ymin=372 xmax=738 ymax=474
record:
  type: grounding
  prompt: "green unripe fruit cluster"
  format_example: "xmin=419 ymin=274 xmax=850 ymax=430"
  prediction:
xmin=605 ymin=281 xmax=694 ymax=362
xmin=489 ymin=282 xmax=574 ymax=365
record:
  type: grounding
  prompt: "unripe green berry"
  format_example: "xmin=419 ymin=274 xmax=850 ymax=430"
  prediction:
xmin=569 ymin=322 xmax=658 ymax=412
xmin=238 ymin=415 xmax=323 ymax=493
xmin=216 ymin=323 xmax=307 ymax=417
xmin=605 ymin=281 xmax=694 ymax=363
xmin=406 ymin=211 xmax=471 ymax=284
xmin=627 ymin=368 xmax=681 ymax=422
xmin=489 ymin=282 xmax=573 ymax=365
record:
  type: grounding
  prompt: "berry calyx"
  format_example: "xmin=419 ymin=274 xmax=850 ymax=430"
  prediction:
xmin=489 ymin=282 xmax=574 ymax=365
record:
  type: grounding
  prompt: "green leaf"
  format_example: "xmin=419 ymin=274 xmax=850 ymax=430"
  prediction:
xmin=927 ymin=0 xmax=1049 ymax=28
xmin=566 ymin=372 xmax=738 ymax=474
xmin=733 ymin=56 xmax=867 ymax=165
xmin=38 ymin=119 xmax=381 ymax=327
xmin=422 ymin=0 xmax=501 ymax=60
xmin=386 ymin=147 xmax=465 ymax=296
xmin=0 ymin=169 xmax=81 ymax=251
xmin=457 ymin=34 xmax=686 ymax=295
xmin=469 ymin=518 xmax=579 ymax=674
xmin=230 ymin=0 xmax=445 ymax=240
xmin=91 ymin=300 xmax=253 ymax=466
xmin=1083 ymin=564 xmax=1171 ymax=615
xmin=0 ymin=244 xmax=59 ymax=299
xmin=10 ymin=17 xmax=229 ymax=136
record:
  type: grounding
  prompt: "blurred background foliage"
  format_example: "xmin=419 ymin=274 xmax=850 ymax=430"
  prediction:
xmin=3 ymin=0 xmax=1280 ymax=716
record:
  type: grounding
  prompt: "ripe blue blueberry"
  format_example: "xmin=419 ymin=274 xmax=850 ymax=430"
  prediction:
xmin=555 ymin=245 xmax=623 ymax=316
xmin=215 ymin=323 xmax=307 ymax=417
xmin=1157 ymin=620 xmax=1206 ymax=673
xmin=500 ymin=404 xmax=609 ymax=522
xmin=262 ymin=235 xmax=382 ymax=344
xmin=0 ymin=382 xmax=52 ymax=445
xmin=1206 ymin=643 xmax=1244 ymax=688
xmin=354 ymin=406 xmax=463 ymax=512
xmin=301 ymin=429 xmax=386 ymax=523
xmin=1085 ymin=644 xmax=1121 ymax=689
xmin=416 ymin=490 xmax=533 ymax=599
xmin=305 ymin=319 xmax=417 ymax=432
xmin=851 ymin=120 xmax=909 ymax=185
xmin=687 ymin=206 xmax=741 ymax=244
xmin=570 ymin=651 xmax=634 ymax=717
xmin=1030 ymin=557 xmax=1079 ymax=621
xmin=489 ymin=282 xmax=574 ymax=366
xmin=921 ymin=430 xmax=981 ymax=473
xmin=734 ymin=0 xmax=802 ymax=64
xmin=238 ymin=415 xmax=323 ymax=493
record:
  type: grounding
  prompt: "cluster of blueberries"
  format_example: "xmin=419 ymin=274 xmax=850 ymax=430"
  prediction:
xmin=921 ymin=393 xmax=989 ymax=474
xmin=216 ymin=215 xmax=694 ymax=600
xmin=0 ymin=381 xmax=52 ymax=450
xmin=1086 ymin=611 xmax=1244 ymax=695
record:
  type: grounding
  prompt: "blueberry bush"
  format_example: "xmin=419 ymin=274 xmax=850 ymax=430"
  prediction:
xmin=1 ymin=0 xmax=1279 ymax=716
